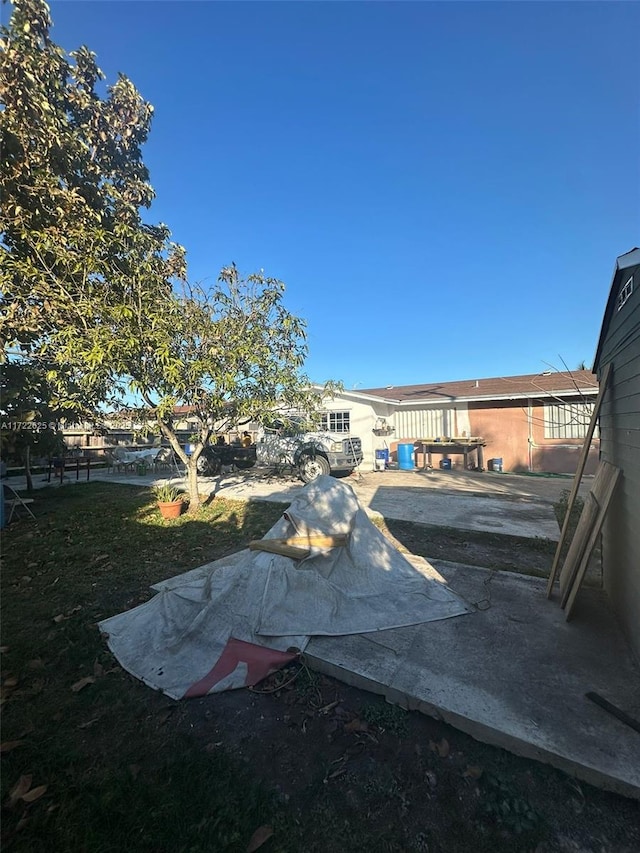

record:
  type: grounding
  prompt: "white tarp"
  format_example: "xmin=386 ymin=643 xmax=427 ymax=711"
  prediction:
xmin=99 ymin=476 xmax=471 ymax=699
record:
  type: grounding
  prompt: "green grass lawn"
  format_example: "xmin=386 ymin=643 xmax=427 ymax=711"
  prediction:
xmin=1 ymin=483 xmax=293 ymax=852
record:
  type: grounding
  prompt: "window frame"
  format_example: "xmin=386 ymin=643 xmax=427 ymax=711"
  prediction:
xmin=617 ymin=276 xmax=633 ymax=312
xmin=543 ymin=401 xmax=596 ymax=440
xmin=320 ymin=410 xmax=351 ymax=433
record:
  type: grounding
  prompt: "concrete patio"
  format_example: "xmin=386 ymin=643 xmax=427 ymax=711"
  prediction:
xmin=306 ymin=556 xmax=640 ymax=800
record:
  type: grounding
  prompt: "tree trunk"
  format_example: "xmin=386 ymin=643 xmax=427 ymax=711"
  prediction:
xmin=25 ymin=444 xmax=33 ymax=492
xmin=150 ymin=411 xmax=209 ymax=512
xmin=187 ymin=459 xmax=200 ymax=512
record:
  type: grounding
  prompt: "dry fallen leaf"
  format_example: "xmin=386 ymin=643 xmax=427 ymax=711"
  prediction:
xmin=70 ymin=676 xmax=96 ymax=693
xmin=246 ymin=824 xmax=274 ymax=852
xmin=8 ymin=774 xmax=32 ymax=808
xmin=22 ymin=785 xmax=47 ymax=803
xmin=429 ymin=738 xmax=450 ymax=758
xmin=53 ymin=614 xmax=66 ymax=624
xmin=463 ymin=765 xmax=483 ymax=779
xmin=0 ymin=646 xmax=9 ymax=653
xmin=0 ymin=740 xmax=24 ymax=754
xmin=344 ymin=718 xmax=368 ymax=733
xmin=16 ymin=814 xmax=30 ymax=832
xmin=326 ymin=767 xmax=346 ymax=781
xmin=3 ymin=677 xmax=18 ymax=688
xmin=318 ymin=700 xmax=340 ymax=715
xmin=93 ymin=660 xmax=105 ymax=677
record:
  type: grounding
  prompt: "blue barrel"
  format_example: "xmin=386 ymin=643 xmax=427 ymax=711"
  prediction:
xmin=490 ymin=458 xmax=503 ymax=472
xmin=397 ymin=443 xmax=415 ymax=470
xmin=439 ymin=458 xmax=452 ymax=470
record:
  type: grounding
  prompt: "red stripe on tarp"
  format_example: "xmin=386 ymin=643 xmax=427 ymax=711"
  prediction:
xmin=183 ymin=638 xmax=298 ymax=698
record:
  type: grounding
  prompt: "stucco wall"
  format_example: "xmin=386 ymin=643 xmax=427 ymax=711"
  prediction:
xmin=322 ymin=394 xmax=598 ymax=475
xmin=467 ymin=400 xmax=598 ymax=474
xmin=467 ymin=402 xmax=527 ymax=471
xmin=322 ymin=394 xmax=395 ymax=471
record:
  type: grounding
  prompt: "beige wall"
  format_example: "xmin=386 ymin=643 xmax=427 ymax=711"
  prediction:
xmin=470 ymin=400 xmax=598 ymax=474
xmin=377 ymin=398 xmax=598 ymax=474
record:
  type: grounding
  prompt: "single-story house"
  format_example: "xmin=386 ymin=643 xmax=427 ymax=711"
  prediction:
xmin=592 ymin=247 xmax=640 ymax=661
xmin=319 ymin=370 xmax=600 ymax=475
xmin=61 ymin=372 xmax=600 ymax=478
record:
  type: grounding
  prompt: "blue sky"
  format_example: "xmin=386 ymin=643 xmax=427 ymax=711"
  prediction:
xmin=35 ymin=2 xmax=640 ymax=388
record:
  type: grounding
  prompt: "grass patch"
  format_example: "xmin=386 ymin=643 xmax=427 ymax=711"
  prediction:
xmin=553 ymin=488 xmax=584 ymax=541
xmin=374 ymin=516 xmax=556 ymax=577
xmin=1 ymin=483 xmax=290 ymax=852
xmin=361 ymin=700 xmax=409 ymax=737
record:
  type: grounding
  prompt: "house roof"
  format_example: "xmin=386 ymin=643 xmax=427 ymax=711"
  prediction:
xmin=593 ymin=247 xmax=640 ymax=372
xmin=357 ymin=370 xmax=598 ymax=405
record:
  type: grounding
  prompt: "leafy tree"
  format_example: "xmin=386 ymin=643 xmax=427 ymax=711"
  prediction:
xmin=51 ymin=263 xmax=340 ymax=511
xmin=0 ymin=0 xmax=185 ymax=354
xmin=1 ymin=0 xmax=337 ymax=510
xmin=0 ymin=360 xmax=66 ymax=490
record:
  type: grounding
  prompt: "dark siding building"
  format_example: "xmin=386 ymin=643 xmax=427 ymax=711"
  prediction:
xmin=593 ymin=248 xmax=640 ymax=662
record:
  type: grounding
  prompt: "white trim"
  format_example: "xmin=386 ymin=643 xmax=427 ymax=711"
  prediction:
xmin=617 ymin=276 xmax=633 ymax=311
xmin=315 ymin=384 xmax=598 ymax=407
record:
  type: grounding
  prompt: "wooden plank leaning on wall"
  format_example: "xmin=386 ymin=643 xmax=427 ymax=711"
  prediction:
xmin=546 ymin=362 xmax=611 ymax=598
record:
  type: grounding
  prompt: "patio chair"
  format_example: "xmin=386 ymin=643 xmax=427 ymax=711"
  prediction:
xmin=4 ymin=483 xmax=36 ymax=523
xmin=103 ymin=451 xmax=120 ymax=474
xmin=153 ymin=447 xmax=176 ymax=474
xmin=111 ymin=447 xmax=137 ymax=475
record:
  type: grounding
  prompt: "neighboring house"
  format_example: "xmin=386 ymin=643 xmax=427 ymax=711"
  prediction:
xmin=62 ymin=407 xmax=259 ymax=453
xmin=592 ymin=247 xmax=640 ymax=662
xmin=61 ymin=372 xmax=600 ymax=477
xmin=319 ymin=370 xmax=600 ymax=474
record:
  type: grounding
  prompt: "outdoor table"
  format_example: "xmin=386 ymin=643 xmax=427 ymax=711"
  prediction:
xmin=116 ymin=449 xmax=158 ymax=465
xmin=114 ymin=448 xmax=160 ymax=474
xmin=415 ymin=439 xmax=486 ymax=471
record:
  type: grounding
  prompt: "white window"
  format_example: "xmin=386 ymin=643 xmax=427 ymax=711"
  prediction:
xmin=617 ymin=276 xmax=633 ymax=311
xmin=321 ymin=411 xmax=350 ymax=433
xmin=544 ymin=402 xmax=595 ymax=439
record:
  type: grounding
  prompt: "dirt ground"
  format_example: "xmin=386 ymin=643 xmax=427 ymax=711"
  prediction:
xmin=176 ymin=658 xmax=639 ymax=853
xmin=379 ymin=517 xmax=557 ymax=576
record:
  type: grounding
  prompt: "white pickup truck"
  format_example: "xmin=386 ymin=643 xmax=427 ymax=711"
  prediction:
xmin=256 ymin=427 xmax=363 ymax=483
